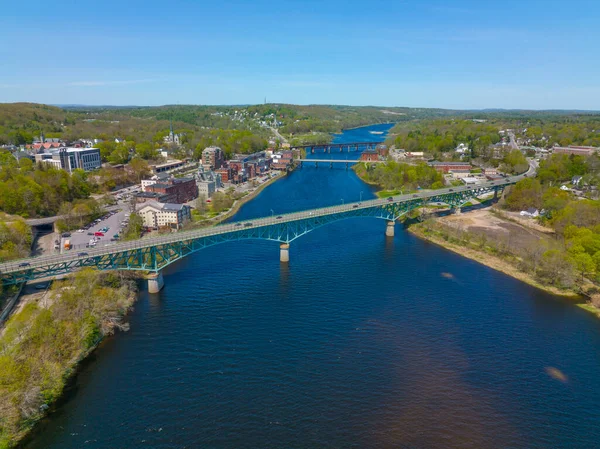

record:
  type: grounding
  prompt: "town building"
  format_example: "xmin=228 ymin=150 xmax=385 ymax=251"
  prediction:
xmin=150 ymin=159 xmax=186 ymax=174
xmin=141 ymin=172 xmax=172 ymax=191
xmin=483 ymin=167 xmax=498 ymax=176
xmin=34 ymin=147 xmax=102 ymax=173
xmin=164 ymin=119 xmax=182 ymax=145
xmin=552 ymin=145 xmax=598 ymax=157
xmin=202 ymin=146 xmax=225 ymax=169
xmin=136 ymin=201 xmax=191 ymax=230
xmin=216 ymin=167 xmax=232 ymax=183
xmin=428 ymin=161 xmax=473 ymax=173
xmin=145 ymin=177 xmax=198 ymax=203
xmin=135 ymin=191 xmax=171 ymax=204
xmin=455 ymin=143 xmax=470 ymax=155
xmin=360 ymin=150 xmax=380 ymax=162
xmin=405 ymin=151 xmax=424 ymax=158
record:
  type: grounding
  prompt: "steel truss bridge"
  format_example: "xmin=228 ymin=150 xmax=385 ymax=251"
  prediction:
xmin=297 ymin=159 xmax=385 ymax=168
xmin=0 ymin=176 xmax=525 ymax=286
xmin=293 ymin=141 xmax=382 ymax=154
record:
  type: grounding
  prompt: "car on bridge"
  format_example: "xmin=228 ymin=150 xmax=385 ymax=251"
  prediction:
xmin=387 ymin=197 xmax=393 ymax=202
xmin=244 ymin=222 xmax=253 ymax=227
xmin=18 ymin=262 xmax=30 ymax=267
xmin=78 ymin=252 xmax=88 ymax=257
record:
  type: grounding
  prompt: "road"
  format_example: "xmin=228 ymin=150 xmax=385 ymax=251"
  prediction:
xmin=25 ymin=205 xmax=122 ymax=226
xmin=508 ymin=132 xmax=519 ymax=150
xmin=0 ymin=161 xmax=535 ymax=277
xmin=269 ymin=126 xmax=288 ymax=144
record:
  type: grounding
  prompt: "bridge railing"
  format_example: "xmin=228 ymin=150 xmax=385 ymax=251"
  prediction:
xmin=0 ymin=176 xmax=521 ymax=275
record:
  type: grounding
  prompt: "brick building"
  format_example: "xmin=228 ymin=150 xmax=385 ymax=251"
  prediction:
xmin=360 ymin=150 xmax=379 ymax=162
xmin=216 ymin=167 xmax=232 ymax=183
xmin=145 ymin=177 xmax=198 ymax=203
xmin=428 ymin=161 xmax=473 ymax=173
xmin=552 ymin=146 xmax=598 ymax=157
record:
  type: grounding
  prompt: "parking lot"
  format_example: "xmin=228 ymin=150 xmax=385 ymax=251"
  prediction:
xmin=60 ymin=209 xmax=129 ymax=253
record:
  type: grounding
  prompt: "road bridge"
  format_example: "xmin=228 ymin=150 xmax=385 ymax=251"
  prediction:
xmin=293 ymin=141 xmax=382 ymax=154
xmin=0 ymin=172 xmax=530 ymax=291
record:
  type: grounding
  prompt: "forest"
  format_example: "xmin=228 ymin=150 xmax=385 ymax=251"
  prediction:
xmin=353 ymin=161 xmax=444 ymax=191
xmin=0 ymin=270 xmax=138 ymax=448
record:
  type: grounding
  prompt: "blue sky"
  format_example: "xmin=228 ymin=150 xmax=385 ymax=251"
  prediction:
xmin=1 ymin=0 xmax=599 ymax=109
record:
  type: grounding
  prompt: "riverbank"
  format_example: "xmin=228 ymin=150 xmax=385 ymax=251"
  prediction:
xmin=407 ymin=213 xmax=600 ymax=318
xmin=190 ymin=170 xmax=290 ymax=228
xmin=0 ymin=270 xmax=140 ymax=449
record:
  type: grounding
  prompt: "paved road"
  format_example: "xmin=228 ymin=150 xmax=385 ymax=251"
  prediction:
xmin=0 ymin=163 xmax=534 ymax=276
xmin=25 ymin=205 xmax=122 ymax=226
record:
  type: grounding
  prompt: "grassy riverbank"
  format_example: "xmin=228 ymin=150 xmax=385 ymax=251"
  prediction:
xmin=0 ymin=270 xmax=140 ymax=448
xmin=408 ymin=217 xmax=600 ymax=318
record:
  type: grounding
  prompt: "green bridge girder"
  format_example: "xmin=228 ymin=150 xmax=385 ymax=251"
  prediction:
xmin=0 ymin=182 xmax=509 ymax=286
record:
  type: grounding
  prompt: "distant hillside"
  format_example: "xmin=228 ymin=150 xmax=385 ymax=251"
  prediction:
xmin=1 ymin=102 xmax=599 ymax=146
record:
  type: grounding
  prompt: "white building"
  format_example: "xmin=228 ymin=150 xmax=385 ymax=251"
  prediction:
xmin=136 ymin=201 xmax=191 ymax=230
xmin=455 ymin=143 xmax=470 ymax=155
xmin=34 ymin=147 xmax=102 ymax=173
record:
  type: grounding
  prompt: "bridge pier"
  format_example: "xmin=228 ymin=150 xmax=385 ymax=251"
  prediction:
xmin=280 ymin=243 xmax=290 ymax=263
xmin=330 ymin=161 xmax=333 ymax=169
xmin=147 ymin=271 xmax=164 ymax=293
xmin=493 ymin=189 xmax=498 ymax=200
xmin=385 ymin=220 xmax=395 ymax=237
xmin=454 ymin=207 xmax=462 ymax=215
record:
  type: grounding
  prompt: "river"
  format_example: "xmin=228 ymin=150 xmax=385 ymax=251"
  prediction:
xmin=26 ymin=124 xmax=600 ymax=448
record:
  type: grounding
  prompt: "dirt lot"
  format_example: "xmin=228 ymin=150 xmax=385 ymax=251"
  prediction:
xmin=440 ymin=208 xmax=550 ymax=249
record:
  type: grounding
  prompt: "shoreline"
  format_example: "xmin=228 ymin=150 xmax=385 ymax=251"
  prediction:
xmin=1 ymin=271 xmax=141 ymax=448
xmin=407 ymin=224 xmax=600 ymax=318
xmin=198 ymin=169 xmax=290 ymax=227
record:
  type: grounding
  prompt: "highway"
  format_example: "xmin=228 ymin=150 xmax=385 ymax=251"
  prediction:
xmin=0 ymin=165 xmax=533 ymax=277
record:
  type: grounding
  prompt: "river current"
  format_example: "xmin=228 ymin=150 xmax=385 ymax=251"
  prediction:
xmin=27 ymin=124 xmax=600 ymax=448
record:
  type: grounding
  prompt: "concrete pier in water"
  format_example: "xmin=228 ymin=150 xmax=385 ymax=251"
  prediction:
xmin=385 ymin=220 xmax=395 ymax=237
xmin=280 ymin=243 xmax=290 ymax=263
xmin=148 ymin=271 xmax=164 ymax=293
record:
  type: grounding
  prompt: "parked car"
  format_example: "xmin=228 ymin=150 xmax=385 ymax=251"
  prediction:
xmin=87 ymin=232 xmax=94 ymax=236
xmin=61 ymin=232 xmax=71 ymax=238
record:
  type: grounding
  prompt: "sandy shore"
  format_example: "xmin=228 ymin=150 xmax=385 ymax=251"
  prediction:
xmin=407 ymin=209 xmax=600 ymax=319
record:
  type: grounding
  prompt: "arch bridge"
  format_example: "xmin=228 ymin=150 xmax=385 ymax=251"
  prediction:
xmin=0 ymin=178 xmax=521 ymax=291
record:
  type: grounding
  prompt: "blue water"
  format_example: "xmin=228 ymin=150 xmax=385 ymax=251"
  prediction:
xmin=26 ymin=124 xmax=600 ymax=449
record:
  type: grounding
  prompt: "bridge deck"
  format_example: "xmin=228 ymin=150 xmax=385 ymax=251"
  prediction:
xmin=297 ymin=159 xmax=384 ymax=163
xmin=0 ymin=168 xmax=531 ymax=284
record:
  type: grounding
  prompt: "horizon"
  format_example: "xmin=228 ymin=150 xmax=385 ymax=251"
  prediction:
xmin=2 ymin=0 xmax=600 ymax=109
